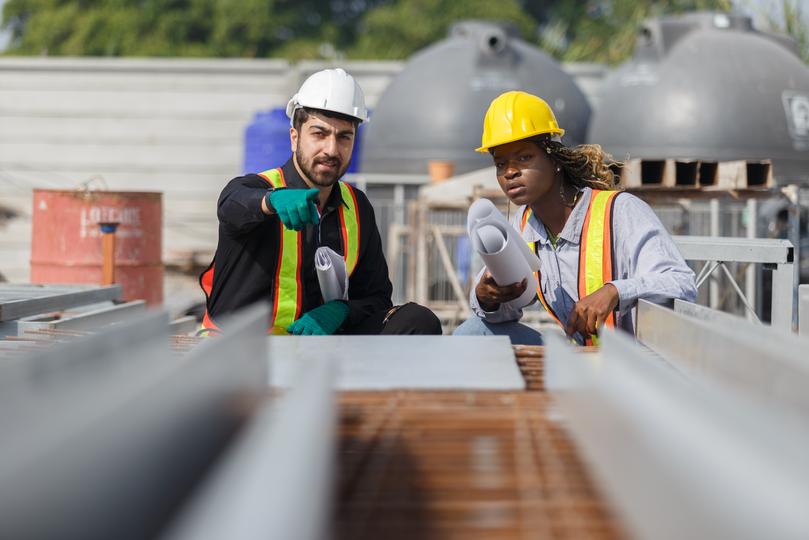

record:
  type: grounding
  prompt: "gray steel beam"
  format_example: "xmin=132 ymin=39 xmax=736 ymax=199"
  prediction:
xmin=800 ymin=284 xmax=809 ymax=337
xmin=673 ymin=235 xmax=793 ymax=263
xmin=546 ymin=329 xmax=809 ymax=540
xmin=169 ymin=315 xmax=199 ymax=335
xmin=4 ymin=300 xmax=147 ymax=335
xmin=0 ymin=303 xmax=269 ymax=540
xmin=50 ymin=300 xmax=146 ymax=331
xmin=268 ymin=335 xmax=524 ymax=390
xmin=0 ymin=284 xmax=122 ymax=321
xmin=673 ymin=298 xmax=755 ymax=327
xmin=771 ymin=261 xmax=796 ymax=330
xmin=164 ymin=357 xmax=335 ymax=540
xmin=637 ymin=299 xmax=809 ymax=422
xmin=0 ymin=309 xmax=171 ymax=404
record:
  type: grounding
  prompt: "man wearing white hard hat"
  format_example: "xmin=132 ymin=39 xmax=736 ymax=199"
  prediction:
xmin=200 ymin=68 xmax=442 ymax=336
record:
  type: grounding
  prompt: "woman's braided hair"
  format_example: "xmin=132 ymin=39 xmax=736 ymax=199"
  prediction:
xmin=532 ymin=136 xmax=622 ymax=191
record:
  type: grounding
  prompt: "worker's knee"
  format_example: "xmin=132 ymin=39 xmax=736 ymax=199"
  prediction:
xmin=453 ymin=316 xmax=492 ymax=336
xmin=453 ymin=316 xmax=543 ymax=345
xmin=383 ymin=302 xmax=442 ymax=335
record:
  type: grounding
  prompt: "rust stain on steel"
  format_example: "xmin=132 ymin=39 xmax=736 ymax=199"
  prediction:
xmin=335 ymin=382 xmax=626 ymax=539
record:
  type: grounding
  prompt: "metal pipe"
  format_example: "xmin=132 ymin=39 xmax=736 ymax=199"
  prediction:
xmin=709 ymin=199 xmax=720 ymax=309
xmin=99 ymin=222 xmax=119 ymax=286
xmin=745 ymin=198 xmax=757 ymax=321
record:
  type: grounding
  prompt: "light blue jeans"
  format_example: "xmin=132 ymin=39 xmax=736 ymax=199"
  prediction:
xmin=452 ymin=316 xmax=543 ymax=345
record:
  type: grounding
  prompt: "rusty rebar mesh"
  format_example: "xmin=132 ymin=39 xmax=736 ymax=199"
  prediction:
xmin=514 ymin=345 xmax=545 ymax=392
xmin=335 ymin=365 xmax=627 ymax=540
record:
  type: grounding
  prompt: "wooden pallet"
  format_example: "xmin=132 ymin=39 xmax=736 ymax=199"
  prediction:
xmin=615 ymin=158 xmax=774 ymax=189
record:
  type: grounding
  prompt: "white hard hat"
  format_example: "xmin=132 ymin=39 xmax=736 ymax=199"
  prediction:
xmin=286 ymin=68 xmax=369 ymax=126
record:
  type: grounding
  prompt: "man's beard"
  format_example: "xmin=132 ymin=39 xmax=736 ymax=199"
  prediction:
xmin=295 ymin=142 xmax=350 ymax=187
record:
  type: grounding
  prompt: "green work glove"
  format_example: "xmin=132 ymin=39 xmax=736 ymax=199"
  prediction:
xmin=267 ymin=188 xmax=320 ymax=231
xmin=287 ymin=300 xmax=350 ymax=336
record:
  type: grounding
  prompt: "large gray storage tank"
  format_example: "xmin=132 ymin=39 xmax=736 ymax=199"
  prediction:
xmin=361 ymin=20 xmax=592 ymax=175
xmin=588 ymin=12 xmax=809 ymax=183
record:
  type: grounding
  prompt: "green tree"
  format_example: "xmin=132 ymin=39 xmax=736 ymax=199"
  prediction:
xmin=537 ymin=0 xmax=734 ymax=64
xmin=0 ymin=0 xmax=385 ymax=57
xmin=2 ymin=0 xmax=270 ymax=56
xmin=3 ymin=0 xmax=780 ymax=63
xmin=348 ymin=0 xmax=535 ymax=59
xmin=748 ymin=0 xmax=809 ymax=62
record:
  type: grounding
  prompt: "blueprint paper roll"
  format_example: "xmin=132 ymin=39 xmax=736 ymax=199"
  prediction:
xmin=315 ymin=247 xmax=348 ymax=302
xmin=467 ymin=199 xmax=540 ymax=272
xmin=467 ymin=199 xmax=540 ymax=309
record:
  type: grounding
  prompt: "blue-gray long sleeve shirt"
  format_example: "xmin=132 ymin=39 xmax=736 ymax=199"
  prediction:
xmin=470 ymin=187 xmax=697 ymax=338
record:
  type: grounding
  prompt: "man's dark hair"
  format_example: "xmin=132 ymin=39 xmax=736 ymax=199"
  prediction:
xmin=292 ymin=107 xmax=359 ymax=133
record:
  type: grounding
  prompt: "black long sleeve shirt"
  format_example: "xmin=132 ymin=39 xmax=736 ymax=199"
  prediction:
xmin=201 ymin=158 xmax=393 ymax=329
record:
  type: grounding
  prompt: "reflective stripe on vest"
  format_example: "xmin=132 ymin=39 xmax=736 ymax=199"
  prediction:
xmin=199 ymin=262 xmax=221 ymax=336
xmin=257 ymin=168 xmax=361 ymax=332
xmin=520 ymin=190 xmax=621 ymax=346
xmin=258 ymin=168 xmax=302 ymax=332
xmin=338 ymin=182 xmax=361 ymax=275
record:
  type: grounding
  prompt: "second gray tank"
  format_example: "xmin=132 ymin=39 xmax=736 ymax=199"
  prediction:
xmin=588 ymin=12 xmax=809 ymax=183
xmin=361 ymin=20 xmax=592 ymax=175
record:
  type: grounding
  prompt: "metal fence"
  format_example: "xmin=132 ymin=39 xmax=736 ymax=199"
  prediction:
xmin=362 ymin=180 xmax=806 ymax=326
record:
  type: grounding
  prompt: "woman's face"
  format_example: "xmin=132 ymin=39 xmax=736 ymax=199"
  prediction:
xmin=492 ymin=139 xmax=558 ymax=206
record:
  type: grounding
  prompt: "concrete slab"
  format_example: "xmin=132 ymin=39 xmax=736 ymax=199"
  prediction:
xmin=268 ymin=335 xmax=524 ymax=391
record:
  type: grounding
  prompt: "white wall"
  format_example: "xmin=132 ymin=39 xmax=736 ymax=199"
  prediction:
xmin=0 ymin=57 xmax=404 ymax=282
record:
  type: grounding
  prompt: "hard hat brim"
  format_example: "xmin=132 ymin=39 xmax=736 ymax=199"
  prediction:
xmin=286 ymin=101 xmax=369 ymax=127
xmin=475 ymin=127 xmax=565 ymax=153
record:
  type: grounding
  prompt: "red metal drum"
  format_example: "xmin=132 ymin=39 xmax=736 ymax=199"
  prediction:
xmin=30 ymin=189 xmax=163 ymax=305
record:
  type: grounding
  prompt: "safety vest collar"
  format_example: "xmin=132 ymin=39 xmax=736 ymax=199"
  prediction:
xmin=517 ymin=204 xmax=544 ymax=244
xmin=518 ymin=187 xmax=591 ymax=247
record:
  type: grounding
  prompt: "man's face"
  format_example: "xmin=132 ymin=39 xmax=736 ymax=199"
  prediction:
xmin=491 ymin=139 xmax=558 ymax=206
xmin=290 ymin=111 xmax=355 ymax=187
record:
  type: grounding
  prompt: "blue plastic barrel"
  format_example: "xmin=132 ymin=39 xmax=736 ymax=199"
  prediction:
xmin=455 ymin=235 xmax=471 ymax=284
xmin=348 ymin=120 xmax=366 ymax=173
xmin=242 ymin=108 xmax=291 ymax=175
xmin=243 ymin=107 xmax=368 ymax=175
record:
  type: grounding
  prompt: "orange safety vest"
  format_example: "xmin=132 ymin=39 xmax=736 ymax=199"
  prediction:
xmin=520 ymin=189 xmax=621 ymax=346
xmin=200 ymin=167 xmax=361 ymax=335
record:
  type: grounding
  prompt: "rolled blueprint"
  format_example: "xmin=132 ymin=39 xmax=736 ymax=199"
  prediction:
xmin=467 ymin=198 xmax=540 ymax=309
xmin=315 ymin=246 xmax=349 ymax=302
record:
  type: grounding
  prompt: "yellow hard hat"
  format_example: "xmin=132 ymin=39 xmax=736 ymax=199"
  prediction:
xmin=476 ymin=91 xmax=565 ymax=153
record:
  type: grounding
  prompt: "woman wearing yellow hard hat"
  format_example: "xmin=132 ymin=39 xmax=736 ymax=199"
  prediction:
xmin=454 ymin=91 xmax=696 ymax=345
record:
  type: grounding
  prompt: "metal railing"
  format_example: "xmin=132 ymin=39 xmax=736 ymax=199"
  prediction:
xmin=673 ymin=236 xmax=796 ymax=331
